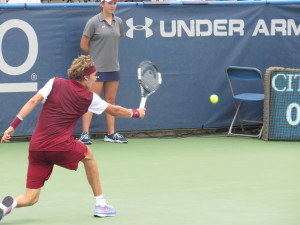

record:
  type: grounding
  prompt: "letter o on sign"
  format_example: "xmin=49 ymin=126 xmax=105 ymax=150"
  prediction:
xmin=0 ymin=19 xmax=38 ymax=75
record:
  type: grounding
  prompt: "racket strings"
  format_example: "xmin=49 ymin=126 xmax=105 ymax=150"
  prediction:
xmin=140 ymin=67 xmax=160 ymax=92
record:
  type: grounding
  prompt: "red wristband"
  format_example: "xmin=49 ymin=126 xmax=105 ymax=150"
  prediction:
xmin=131 ymin=109 xmax=140 ymax=118
xmin=10 ymin=116 xmax=23 ymax=129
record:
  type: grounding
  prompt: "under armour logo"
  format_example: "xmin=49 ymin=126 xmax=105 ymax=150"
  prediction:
xmin=126 ymin=17 xmax=153 ymax=38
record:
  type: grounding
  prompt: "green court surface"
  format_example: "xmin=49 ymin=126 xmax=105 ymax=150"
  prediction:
xmin=0 ymin=135 xmax=299 ymax=225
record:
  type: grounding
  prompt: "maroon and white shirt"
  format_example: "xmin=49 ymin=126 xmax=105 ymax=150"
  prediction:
xmin=29 ymin=78 xmax=108 ymax=151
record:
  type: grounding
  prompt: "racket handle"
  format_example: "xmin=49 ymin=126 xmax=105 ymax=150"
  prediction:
xmin=139 ymin=97 xmax=147 ymax=108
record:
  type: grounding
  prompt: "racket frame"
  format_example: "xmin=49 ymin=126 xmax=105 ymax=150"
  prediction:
xmin=137 ymin=64 xmax=162 ymax=108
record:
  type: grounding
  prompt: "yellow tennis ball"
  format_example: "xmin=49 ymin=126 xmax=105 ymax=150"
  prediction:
xmin=210 ymin=94 xmax=219 ymax=104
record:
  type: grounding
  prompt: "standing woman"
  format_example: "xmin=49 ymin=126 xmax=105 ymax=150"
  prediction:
xmin=79 ymin=0 xmax=127 ymax=144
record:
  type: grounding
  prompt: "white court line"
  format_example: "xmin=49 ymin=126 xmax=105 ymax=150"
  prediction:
xmin=0 ymin=82 xmax=38 ymax=92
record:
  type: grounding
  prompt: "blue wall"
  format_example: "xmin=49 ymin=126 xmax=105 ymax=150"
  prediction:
xmin=0 ymin=1 xmax=300 ymax=135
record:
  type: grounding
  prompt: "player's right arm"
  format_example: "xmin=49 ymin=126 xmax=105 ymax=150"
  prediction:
xmin=16 ymin=93 xmax=44 ymax=120
xmin=1 ymin=93 xmax=44 ymax=143
xmin=1 ymin=78 xmax=54 ymax=143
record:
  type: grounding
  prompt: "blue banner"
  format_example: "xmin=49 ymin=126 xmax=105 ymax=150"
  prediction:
xmin=1 ymin=2 xmax=300 ymax=135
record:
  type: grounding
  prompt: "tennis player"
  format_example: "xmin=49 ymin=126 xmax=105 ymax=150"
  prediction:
xmin=0 ymin=55 xmax=145 ymax=221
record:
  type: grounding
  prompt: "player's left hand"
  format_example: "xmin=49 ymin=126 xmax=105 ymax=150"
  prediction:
xmin=1 ymin=127 xmax=15 ymax=143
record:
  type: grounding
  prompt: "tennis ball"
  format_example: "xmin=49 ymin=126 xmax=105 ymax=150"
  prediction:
xmin=210 ymin=94 xmax=219 ymax=104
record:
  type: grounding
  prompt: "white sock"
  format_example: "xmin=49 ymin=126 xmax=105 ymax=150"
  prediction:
xmin=95 ymin=195 xmax=106 ymax=207
xmin=0 ymin=199 xmax=17 ymax=212
xmin=12 ymin=200 xmax=17 ymax=209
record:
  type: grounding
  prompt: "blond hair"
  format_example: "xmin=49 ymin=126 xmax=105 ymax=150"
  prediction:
xmin=67 ymin=55 xmax=95 ymax=81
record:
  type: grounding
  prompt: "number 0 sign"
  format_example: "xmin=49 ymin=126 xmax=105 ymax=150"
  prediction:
xmin=263 ymin=67 xmax=300 ymax=141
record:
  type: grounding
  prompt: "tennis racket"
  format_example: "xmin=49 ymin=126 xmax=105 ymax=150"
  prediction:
xmin=137 ymin=60 xmax=162 ymax=108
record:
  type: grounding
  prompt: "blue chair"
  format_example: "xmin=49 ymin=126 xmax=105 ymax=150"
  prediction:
xmin=225 ymin=66 xmax=264 ymax=138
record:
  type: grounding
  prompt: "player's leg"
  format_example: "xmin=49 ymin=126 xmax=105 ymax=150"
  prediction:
xmin=15 ymin=188 xmax=41 ymax=207
xmin=18 ymin=151 xmax=52 ymax=207
xmin=81 ymin=147 xmax=116 ymax=217
xmin=104 ymin=81 xmax=118 ymax=135
xmin=79 ymin=81 xmax=104 ymax=144
xmin=0 ymin=149 xmax=47 ymax=221
xmin=81 ymin=147 xmax=102 ymax=196
xmin=103 ymin=81 xmax=127 ymax=143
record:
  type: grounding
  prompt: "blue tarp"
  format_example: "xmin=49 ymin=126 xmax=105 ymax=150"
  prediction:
xmin=0 ymin=1 xmax=300 ymax=135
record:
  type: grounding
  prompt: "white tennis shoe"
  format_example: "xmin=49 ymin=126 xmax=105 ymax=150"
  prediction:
xmin=0 ymin=196 xmax=14 ymax=221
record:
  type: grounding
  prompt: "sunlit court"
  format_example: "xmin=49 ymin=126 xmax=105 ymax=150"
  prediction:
xmin=0 ymin=136 xmax=299 ymax=225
